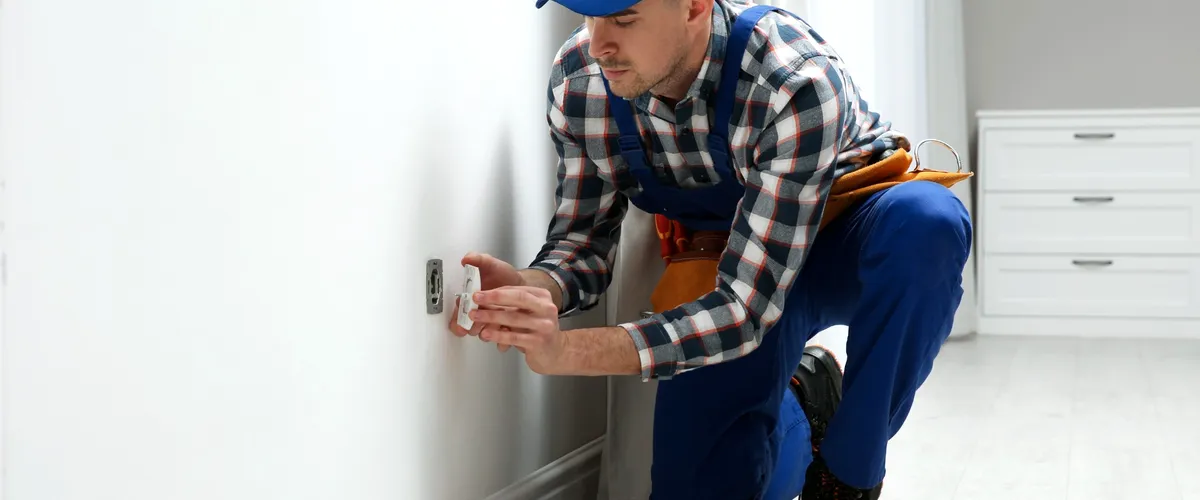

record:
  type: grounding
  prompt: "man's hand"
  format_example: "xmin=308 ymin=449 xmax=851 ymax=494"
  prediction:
xmin=448 ymin=252 xmax=523 ymax=339
xmin=463 ymin=252 xmax=525 ymax=291
xmin=470 ymin=286 xmax=570 ymax=375
xmin=448 ymin=252 xmax=565 ymax=354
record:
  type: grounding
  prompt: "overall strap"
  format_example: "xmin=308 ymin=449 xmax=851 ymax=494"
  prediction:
xmin=709 ymin=4 xmax=778 ymax=177
xmin=602 ymin=78 xmax=653 ymax=174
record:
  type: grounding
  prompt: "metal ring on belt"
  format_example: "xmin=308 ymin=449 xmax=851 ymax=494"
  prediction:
xmin=912 ymin=138 xmax=965 ymax=173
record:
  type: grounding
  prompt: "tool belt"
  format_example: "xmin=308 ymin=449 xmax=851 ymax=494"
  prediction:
xmin=648 ymin=142 xmax=974 ymax=314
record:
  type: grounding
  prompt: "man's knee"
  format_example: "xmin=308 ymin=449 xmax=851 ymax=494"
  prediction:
xmin=865 ymin=181 xmax=973 ymax=280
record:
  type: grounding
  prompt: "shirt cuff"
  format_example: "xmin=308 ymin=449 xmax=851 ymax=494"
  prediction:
xmin=526 ymin=262 xmax=580 ymax=316
xmin=618 ymin=314 xmax=683 ymax=381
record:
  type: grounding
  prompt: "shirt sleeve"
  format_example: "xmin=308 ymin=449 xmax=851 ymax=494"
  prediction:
xmin=618 ymin=56 xmax=845 ymax=381
xmin=527 ymin=79 xmax=628 ymax=316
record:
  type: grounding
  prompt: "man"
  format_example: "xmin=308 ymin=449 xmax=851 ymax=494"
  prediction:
xmin=448 ymin=0 xmax=972 ymax=498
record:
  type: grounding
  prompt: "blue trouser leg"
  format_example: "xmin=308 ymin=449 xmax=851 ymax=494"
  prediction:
xmin=647 ymin=181 xmax=972 ymax=499
xmin=647 ymin=230 xmax=837 ymax=500
xmin=816 ymin=180 xmax=973 ymax=489
xmin=761 ymin=389 xmax=811 ymax=499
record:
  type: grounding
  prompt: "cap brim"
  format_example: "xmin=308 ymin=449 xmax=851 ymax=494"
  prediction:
xmin=535 ymin=0 xmax=642 ymax=17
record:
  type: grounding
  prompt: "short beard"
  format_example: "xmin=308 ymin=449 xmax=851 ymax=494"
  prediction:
xmin=605 ymin=42 xmax=691 ymax=99
xmin=649 ymin=49 xmax=692 ymax=98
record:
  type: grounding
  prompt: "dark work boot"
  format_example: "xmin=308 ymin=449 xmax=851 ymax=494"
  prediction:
xmin=790 ymin=345 xmax=884 ymax=499
xmin=788 ymin=344 xmax=844 ymax=454
xmin=802 ymin=456 xmax=883 ymax=500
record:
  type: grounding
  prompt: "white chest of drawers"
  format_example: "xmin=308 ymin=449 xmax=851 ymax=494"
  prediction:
xmin=977 ymin=108 xmax=1200 ymax=339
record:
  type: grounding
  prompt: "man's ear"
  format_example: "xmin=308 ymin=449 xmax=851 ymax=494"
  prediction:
xmin=685 ymin=0 xmax=712 ymax=25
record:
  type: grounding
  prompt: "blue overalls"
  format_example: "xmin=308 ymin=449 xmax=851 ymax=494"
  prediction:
xmin=603 ymin=4 xmax=973 ymax=500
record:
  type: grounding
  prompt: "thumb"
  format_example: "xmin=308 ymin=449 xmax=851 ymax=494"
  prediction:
xmin=464 ymin=252 xmax=508 ymax=272
xmin=461 ymin=252 xmax=491 ymax=268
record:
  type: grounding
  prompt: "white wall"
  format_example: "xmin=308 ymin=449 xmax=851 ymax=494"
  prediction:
xmin=964 ymin=0 xmax=1200 ymax=117
xmin=0 ymin=1 xmax=605 ymax=499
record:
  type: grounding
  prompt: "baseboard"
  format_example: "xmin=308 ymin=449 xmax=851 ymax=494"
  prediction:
xmin=484 ymin=436 xmax=605 ymax=500
xmin=980 ymin=316 xmax=1200 ymax=339
xmin=944 ymin=330 xmax=978 ymax=342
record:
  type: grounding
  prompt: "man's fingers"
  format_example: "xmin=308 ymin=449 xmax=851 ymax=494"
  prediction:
xmin=481 ymin=326 xmax=538 ymax=349
xmin=471 ymin=307 xmax=547 ymax=331
xmin=471 ymin=287 xmax=555 ymax=352
xmin=469 ymin=305 xmax=513 ymax=336
xmin=474 ymin=286 xmax=555 ymax=314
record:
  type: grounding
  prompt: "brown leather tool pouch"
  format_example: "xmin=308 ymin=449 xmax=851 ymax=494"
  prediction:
xmin=648 ymin=143 xmax=972 ymax=315
xmin=649 ymin=230 xmax=728 ymax=313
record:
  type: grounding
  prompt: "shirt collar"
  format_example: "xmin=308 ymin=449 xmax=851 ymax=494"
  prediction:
xmin=689 ymin=0 xmax=731 ymax=103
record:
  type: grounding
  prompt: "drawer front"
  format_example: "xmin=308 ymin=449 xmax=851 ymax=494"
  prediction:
xmin=981 ymin=127 xmax=1200 ymax=191
xmin=982 ymin=255 xmax=1200 ymax=319
xmin=982 ymin=192 xmax=1200 ymax=254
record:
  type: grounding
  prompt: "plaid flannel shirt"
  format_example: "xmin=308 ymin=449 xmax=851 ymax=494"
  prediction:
xmin=529 ymin=0 xmax=910 ymax=381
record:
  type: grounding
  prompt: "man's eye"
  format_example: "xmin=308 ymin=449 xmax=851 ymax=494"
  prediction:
xmin=612 ymin=18 xmax=635 ymax=27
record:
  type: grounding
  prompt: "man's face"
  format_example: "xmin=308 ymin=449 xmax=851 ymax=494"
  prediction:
xmin=585 ymin=0 xmax=694 ymax=99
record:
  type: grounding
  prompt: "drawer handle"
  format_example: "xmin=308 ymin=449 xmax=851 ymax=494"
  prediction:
xmin=1073 ymin=196 xmax=1114 ymax=203
xmin=1072 ymin=259 xmax=1114 ymax=267
xmin=1074 ymin=132 xmax=1116 ymax=140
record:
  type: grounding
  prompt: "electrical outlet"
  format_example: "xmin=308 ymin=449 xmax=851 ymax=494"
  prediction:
xmin=426 ymin=259 xmax=443 ymax=314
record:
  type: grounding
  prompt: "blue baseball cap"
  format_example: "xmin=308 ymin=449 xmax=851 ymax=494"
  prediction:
xmin=535 ymin=0 xmax=642 ymax=17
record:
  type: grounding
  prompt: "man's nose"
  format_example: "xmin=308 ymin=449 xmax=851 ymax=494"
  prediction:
xmin=587 ymin=22 xmax=616 ymax=60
